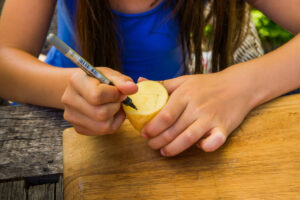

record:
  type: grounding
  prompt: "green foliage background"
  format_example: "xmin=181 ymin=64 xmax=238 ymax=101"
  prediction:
xmin=204 ymin=10 xmax=294 ymax=52
xmin=251 ymin=9 xmax=293 ymax=52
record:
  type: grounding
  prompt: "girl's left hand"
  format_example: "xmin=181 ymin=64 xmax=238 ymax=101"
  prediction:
xmin=141 ymin=68 xmax=258 ymax=157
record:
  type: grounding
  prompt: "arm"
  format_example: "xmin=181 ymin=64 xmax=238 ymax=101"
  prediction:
xmin=0 ymin=0 xmax=74 ymax=108
xmin=142 ymin=28 xmax=300 ymax=157
xmin=246 ymin=0 xmax=300 ymax=34
xmin=228 ymin=34 xmax=300 ymax=107
xmin=0 ymin=0 xmax=138 ymax=136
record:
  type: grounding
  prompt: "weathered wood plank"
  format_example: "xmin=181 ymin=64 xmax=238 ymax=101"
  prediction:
xmin=28 ymin=183 xmax=55 ymax=200
xmin=27 ymin=175 xmax=63 ymax=200
xmin=0 ymin=175 xmax=64 ymax=200
xmin=55 ymin=175 xmax=64 ymax=200
xmin=0 ymin=105 xmax=71 ymax=180
xmin=0 ymin=180 xmax=26 ymax=200
xmin=26 ymin=174 xmax=63 ymax=200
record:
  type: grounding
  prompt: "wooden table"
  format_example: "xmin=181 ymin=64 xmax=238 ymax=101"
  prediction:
xmin=1 ymin=94 xmax=300 ymax=199
xmin=63 ymin=94 xmax=300 ymax=199
xmin=0 ymin=105 xmax=70 ymax=199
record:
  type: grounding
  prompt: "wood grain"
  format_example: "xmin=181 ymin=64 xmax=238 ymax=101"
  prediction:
xmin=0 ymin=105 xmax=71 ymax=180
xmin=0 ymin=180 xmax=26 ymax=200
xmin=28 ymin=184 xmax=55 ymax=200
xmin=63 ymin=94 xmax=300 ymax=200
xmin=0 ymin=174 xmax=63 ymax=200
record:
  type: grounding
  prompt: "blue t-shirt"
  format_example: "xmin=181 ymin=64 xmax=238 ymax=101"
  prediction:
xmin=45 ymin=0 xmax=185 ymax=82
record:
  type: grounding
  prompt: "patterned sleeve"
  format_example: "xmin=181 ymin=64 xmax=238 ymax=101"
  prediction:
xmin=233 ymin=19 xmax=264 ymax=64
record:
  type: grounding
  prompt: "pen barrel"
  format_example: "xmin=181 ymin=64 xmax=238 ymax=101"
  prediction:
xmin=47 ymin=33 xmax=111 ymax=85
xmin=47 ymin=33 xmax=137 ymax=109
xmin=65 ymin=51 xmax=111 ymax=85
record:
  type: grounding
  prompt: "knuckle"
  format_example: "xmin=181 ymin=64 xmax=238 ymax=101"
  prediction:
xmin=123 ymin=76 xmax=133 ymax=82
xmin=74 ymin=126 xmax=87 ymax=135
xmin=63 ymin=110 xmax=71 ymax=121
xmin=100 ymin=67 xmax=110 ymax=72
xmin=112 ymin=90 xmax=121 ymax=101
xmin=88 ymin=90 xmax=102 ymax=105
xmin=193 ymin=105 xmax=205 ymax=117
xmin=63 ymin=110 xmax=77 ymax=125
xmin=69 ymin=72 xmax=84 ymax=88
xmin=148 ymin=141 xmax=159 ymax=150
xmin=69 ymin=73 xmax=78 ymax=87
xmin=95 ymin=107 xmax=109 ymax=121
xmin=184 ymin=131 xmax=196 ymax=144
xmin=145 ymin=129 xmax=154 ymax=138
xmin=183 ymin=91 xmax=193 ymax=100
xmin=100 ymin=121 xmax=113 ymax=134
xmin=146 ymin=129 xmax=159 ymax=138
xmin=160 ymin=112 xmax=173 ymax=125
xmin=61 ymin=88 xmax=73 ymax=105
xmin=61 ymin=93 xmax=69 ymax=105
xmin=161 ymin=131 xmax=173 ymax=143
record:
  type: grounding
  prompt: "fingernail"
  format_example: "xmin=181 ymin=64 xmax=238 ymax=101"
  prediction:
xmin=138 ymin=77 xmax=149 ymax=83
xmin=121 ymin=95 xmax=127 ymax=101
xmin=160 ymin=149 xmax=166 ymax=157
xmin=125 ymin=81 xmax=136 ymax=87
xmin=141 ymin=131 xmax=148 ymax=139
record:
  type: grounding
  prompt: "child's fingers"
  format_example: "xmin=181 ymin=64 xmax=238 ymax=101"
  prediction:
xmin=159 ymin=75 xmax=188 ymax=94
xmin=73 ymin=125 xmax=93 ymax=136
xmin=65 ymin=94 xmax=120 ymax=122
xmin=137 ymin=77 xmax=148 ymax=82
xmin=160 ymin=118 xmax=211 ymax=157
xmin=147 ymin=104 xmax=198 ymax=150
xmin=64 ymin=105 xmax=117 ymax=136
xmin=72 ymin=110 xmax=125 ymax=135
xmin=62 ymin=84 xmax=121 ymax=121
xmin=138 ymin=76 xmax=187 ymax=93
xmin=98 ymin=67 xmax=138 ymax=95
xmin=196 ymin=127 xmax=227 ymax=152
xmin=142 ymin=90 xmax=187 ymax=138
xmin=69 ymin=71 xmax=122 ymax=105
xmin=111 ymin=110 xmax=126 ymax=131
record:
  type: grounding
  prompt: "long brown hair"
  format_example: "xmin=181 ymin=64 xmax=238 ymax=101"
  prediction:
xmin=76 ymin=0 xmax=250 ymax=74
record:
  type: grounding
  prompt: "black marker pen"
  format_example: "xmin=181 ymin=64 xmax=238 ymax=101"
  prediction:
xmin=47 ymin=33 xmax=137 ymax=110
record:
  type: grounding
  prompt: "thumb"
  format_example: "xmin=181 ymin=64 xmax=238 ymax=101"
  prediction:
xmin=137 ymin=77 xmax=149 ymax=83
xmin=197 ymin=127 xmax=227 ymax=152
xmin=97 ymin=67 xmax=138 ymax=95
xmin=159 ymin=75 xmax=187 ymax=94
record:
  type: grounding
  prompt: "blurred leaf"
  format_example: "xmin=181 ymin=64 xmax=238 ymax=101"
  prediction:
xmin=251 ymin=9 xmax=293 ymax=50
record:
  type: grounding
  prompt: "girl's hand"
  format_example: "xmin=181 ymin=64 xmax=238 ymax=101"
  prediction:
xmin=141 ymin=68 xmax=257 ymax=156
xmin=62 ymin=67 xmax=138 ymax=136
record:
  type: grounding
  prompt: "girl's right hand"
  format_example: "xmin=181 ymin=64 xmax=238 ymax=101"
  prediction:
xmin=61 ymin=67 xmax=138 ymax=136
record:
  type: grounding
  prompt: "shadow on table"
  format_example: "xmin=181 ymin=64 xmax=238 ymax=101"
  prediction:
xmin=0 ymin=98 xmax=9 ymax=106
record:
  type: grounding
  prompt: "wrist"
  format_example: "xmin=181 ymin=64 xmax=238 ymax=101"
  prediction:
xmin=221 ymin=63 xmax=265 ymax=110
xmin=24 ymin=66 xmax=78 ymax=109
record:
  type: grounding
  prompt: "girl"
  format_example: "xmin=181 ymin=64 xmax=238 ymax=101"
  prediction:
xmin=0 ymin=0 xmax=299 ymax=157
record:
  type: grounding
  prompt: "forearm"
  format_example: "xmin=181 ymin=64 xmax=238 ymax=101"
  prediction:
xmin=224 ymin=34 xmax=300 ymax=108
xmin=246 ymin=0 xmax=300 ymax=34
xmin=0 ymin=47 xmax=76 ymax=109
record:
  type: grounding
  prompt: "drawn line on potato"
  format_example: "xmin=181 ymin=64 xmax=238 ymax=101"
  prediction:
xmin=122 ymin=80 xmax=169 ymax=131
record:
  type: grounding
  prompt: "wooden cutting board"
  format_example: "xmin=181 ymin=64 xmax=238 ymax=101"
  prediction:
xmin=63 ymin=94 xmax=300 ymax=200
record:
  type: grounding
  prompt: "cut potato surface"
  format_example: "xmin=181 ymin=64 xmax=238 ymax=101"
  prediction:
xmin=122 ymin=80 xmax=169 ymax=131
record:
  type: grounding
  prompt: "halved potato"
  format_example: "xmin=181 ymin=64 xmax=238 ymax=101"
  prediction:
xmin=122 ymin=80 xmax=169 ymax=132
